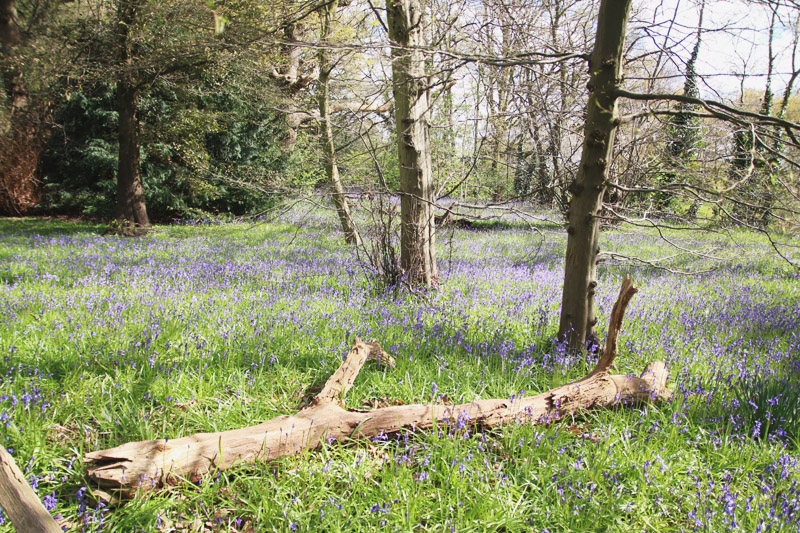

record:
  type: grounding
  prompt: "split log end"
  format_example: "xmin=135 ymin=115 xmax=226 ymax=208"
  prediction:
xmin=84 ymin=440 xmax=167 ymax=497
xmin=639 ymin=361 xmax=672 ymax=400
xmin=0 ymin=447 xmax=63 ymax=532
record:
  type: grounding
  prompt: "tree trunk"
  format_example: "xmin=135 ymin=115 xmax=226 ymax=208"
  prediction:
xmin=663 ymin=0 xmax=705 ymax=216
xmin=551 ymin=0 xmax=569 ymax=212
xmin=0 ymin=0 xmax=41 ymax=216
xmin=317 ymin=0 xmax=360 ymax=245
xmin=387 ymin=0 xmax=438 ymax=287
xmin=488 ymin=21 xmax=512 ymax=201
xmin=85 ymin=277 xmax=670 ymax=498
xmin=761 ymin=7 xmax=776 ymax=118
xmin=558 ymin=0 xmax=632 ymax=350
xmin=778 ymin=14 xmax=800 ymax=121
xmin=115 ymin=0 xmax=150 ymax=229
xmin=0 ymin=446 xmax=62 ymax=533
xmin=117 ymin=80 xmax=149 ymax=228
xmin=0 ymin=0 xmax=27 ymax=113
xmin=270 ymin=22 xmax=317 ymax=154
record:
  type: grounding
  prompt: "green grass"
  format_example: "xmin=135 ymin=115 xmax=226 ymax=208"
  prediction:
xmin=0 ymin=215 xmax=798 ymax=531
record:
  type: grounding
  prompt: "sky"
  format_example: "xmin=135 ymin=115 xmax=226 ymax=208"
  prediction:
xmin=633 ymin=0 xmax=798 ymax=100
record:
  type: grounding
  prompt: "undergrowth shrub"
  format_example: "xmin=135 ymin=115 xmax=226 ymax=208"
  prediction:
xmin=355 ymin=193 xmax=405 ymax=293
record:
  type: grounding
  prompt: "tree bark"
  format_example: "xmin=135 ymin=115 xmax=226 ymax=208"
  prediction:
xmin=0 ymin=446 xmax=62 ymax=533
xmin=86 ymin=277 xmax=670 ymax=498
xmin=778 ymin=14 xmax=800 ymax=121
xmin=487 ymin=19 xmax=512 ymax=201
xmin=115 ymin=0 xmax=150 ymax=229
xmin=387 ymin=0 xmax=438 ymax=287
xmin=317 ymin=0 xmax=361 ymax=245
xmin=761 ymin=6 xmax=776 ymax=118
xmin=558 ymin=0 xmax=632 ymax=350
xmin=117 ymin=80 xmax=149 ymax=228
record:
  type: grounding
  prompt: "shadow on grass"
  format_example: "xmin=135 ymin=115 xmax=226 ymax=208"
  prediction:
xmin=686 ymin=374 xmax=800 ymax=450
xmin=0 ymin=216 xmax=106 ymax=236
xmin=438 ymin=218 xmax=564 ymax=233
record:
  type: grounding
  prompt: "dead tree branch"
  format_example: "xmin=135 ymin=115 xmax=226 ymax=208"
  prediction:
xmin=85 ymin=277 xmax=668 ymax=498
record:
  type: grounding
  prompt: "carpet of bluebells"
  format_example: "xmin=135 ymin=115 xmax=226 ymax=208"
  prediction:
xmin=0 ymin=210 xmax=799 ymax=532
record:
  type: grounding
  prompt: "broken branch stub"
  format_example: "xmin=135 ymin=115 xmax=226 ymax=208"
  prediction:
xmin=85 ymin=278 xmax=669 ymax=497
xmin=592 ymin=275 xmax=637 ymax=376
xmin=313 ymin=338 xmax=393 ymax=406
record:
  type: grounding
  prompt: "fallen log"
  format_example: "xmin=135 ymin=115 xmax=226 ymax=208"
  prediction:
xmin=0 ymin=446 xmax=62 ymax=533
xmin=434 ymin=212 xmax=475 ymax=229
xmin=85 ymin=276 xmax=669 ymax=497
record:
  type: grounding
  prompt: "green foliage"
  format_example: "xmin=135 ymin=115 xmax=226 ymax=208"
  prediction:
xmin=282 ymin=132 xmax=326 ymax=190
xmin=39 ymin=86 xmax=120 ymax=218
xmin=338 ymin=130 xmax=400 ymax=192
xmin=513 ymin=152 xmax=535 ymax=199
xmin=666 ymin=109 xmax=703 ymax=167
xmin=666 ymin=39 xmax=703 ymax=170
xmin=728 ymin=123 xmax=781 ymax=227
xmin=731 ymin=127 xmax=755 ymax=173
xmin=514 ymin=149 xmax=555 ymax=205
xmin=39 ymin=76 xmax=290 ymax=220
xmin=26 ymin=0 xmax=313 ymax=221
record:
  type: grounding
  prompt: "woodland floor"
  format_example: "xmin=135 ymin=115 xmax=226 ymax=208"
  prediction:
xmin=0 ymin=208 xmax=798 ymax=531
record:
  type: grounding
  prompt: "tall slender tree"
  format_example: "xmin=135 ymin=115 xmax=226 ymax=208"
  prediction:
xmin=115 ymin=0 xmax=150 ymax=229
xmin=558 ymin=0 xmax=633 ymax=350
xmin=729 ymin=2 xmax=777 ymax=227
xmin=0 ymin=0 xmax=26 ymax=113
xmin=667 ymin=0 xmax=705 ymax=167
xmin=387 ymin=0 xmax=438 ymax=287
xmin=317 ymin=0 xmax=361 ymax=245
xmin=0 ymin=0 xmax=40 ymax=215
